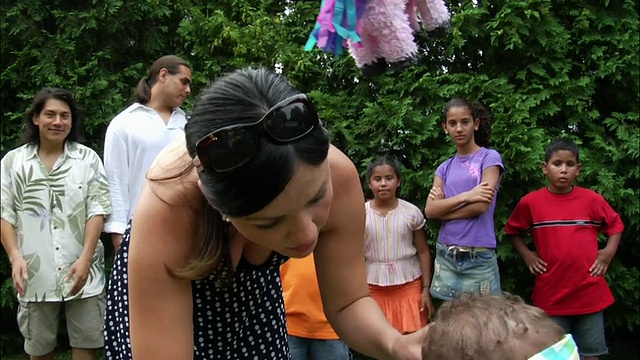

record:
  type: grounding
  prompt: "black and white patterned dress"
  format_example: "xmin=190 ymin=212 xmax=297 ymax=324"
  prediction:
xmin=104 ymin=222 xmax=290 ymax=359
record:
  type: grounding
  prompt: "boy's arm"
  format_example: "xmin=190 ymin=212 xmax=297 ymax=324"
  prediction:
xmin=590 ymin=195 xmax=624 ymax=277
xmin=509 ymin=235 xmax=547 ymax=275
xmin=590 ymin=232 xmax=622 ymax=277
xmin=505 ymin=197 xmax=546 ymax=275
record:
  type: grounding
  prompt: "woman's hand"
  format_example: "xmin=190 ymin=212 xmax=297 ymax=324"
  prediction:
xmin=390 ymin=325 xmax=430 ymax=360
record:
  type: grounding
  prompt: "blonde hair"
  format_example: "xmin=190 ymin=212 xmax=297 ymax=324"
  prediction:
xmin=422 ymin=293 xmax=565 ymax=360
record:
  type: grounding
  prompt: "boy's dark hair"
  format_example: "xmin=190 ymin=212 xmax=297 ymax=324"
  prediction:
xmin=23 ymin=88 xmax=84 ymax=145
xmin=544 ymin=138 xmax=580 ymax=163
xmin=443 ymin=98 xmax=493 ymax=147
xmin=366 ymin=155 xmax=403 ymax=182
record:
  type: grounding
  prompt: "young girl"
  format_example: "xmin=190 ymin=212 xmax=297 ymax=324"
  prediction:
xmin=424 ymin=98 xmax=504 ymax=301
xmin=364 ymin=155 xmax=434 ymax=334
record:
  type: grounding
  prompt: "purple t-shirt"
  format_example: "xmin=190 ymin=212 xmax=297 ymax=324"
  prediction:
xmin=435 ymin=147 xmax=504 ymax=248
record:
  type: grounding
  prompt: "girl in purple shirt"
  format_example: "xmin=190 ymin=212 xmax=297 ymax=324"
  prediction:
xmin=424 ymin=98 xmax=504 ymax=301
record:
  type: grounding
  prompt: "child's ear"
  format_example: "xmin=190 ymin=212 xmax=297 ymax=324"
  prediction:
xmin=542 ymin=161 xmax=548 ymax=176
xmin=576 ymin=163 xmax=581 ymax=176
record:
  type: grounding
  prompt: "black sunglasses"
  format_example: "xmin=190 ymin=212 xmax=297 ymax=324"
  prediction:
xmin=195 ymin=94 xmax=320 ymax=173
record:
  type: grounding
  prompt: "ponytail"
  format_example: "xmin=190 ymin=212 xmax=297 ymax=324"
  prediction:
xmin=471 ymin=101 xmax=492 ymax=147
xmin=134 ymin=76 xmax=152 ymax=104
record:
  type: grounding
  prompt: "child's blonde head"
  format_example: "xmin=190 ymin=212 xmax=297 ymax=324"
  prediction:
xmin=422 ymin=292 xmax=565 ymax=360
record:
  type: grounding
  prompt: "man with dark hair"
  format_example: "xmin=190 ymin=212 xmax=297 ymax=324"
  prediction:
xmin=1 ymin=88 xmax=111 ymax=359
xmin=103 ymin=55 xmax=192 ymax=250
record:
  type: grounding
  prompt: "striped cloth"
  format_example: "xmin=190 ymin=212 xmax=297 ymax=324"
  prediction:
xmin=528 ymin=334 xmax=580 ymax=360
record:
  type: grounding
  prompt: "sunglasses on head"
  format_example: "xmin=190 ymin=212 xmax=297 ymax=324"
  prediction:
xmin=195 ymin=94 xmax=320 ymax=173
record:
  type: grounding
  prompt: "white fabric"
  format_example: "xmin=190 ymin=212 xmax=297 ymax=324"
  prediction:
xmin=364 ymin=199 xmax=426 ymax=285
xmin=103 ymin=103 xmax=186 ymax=234
xmin=1 ymin=142 xmax=111 ymax=302
xmin=528 ymin=334 xmax=580 ymax=360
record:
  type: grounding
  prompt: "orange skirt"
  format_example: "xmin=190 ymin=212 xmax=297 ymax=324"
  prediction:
xmin=368 ymin=278 xmax=427 ymax=334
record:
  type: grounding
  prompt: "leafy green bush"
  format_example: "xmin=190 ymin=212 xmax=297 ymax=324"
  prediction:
xmin=1 ymin=0 xmax=637 ymax=354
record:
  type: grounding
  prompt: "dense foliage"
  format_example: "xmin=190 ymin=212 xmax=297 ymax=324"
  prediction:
xmin=1 ymin=0 xmax=638 ymax=354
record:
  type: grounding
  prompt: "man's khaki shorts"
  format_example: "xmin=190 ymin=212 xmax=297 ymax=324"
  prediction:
xmin=17 ymin=292 xmax=106 ymax=356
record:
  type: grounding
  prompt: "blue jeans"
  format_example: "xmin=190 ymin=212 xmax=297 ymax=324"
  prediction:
xmin=288 ymin=335 xmax=351 ymax=360
xmin=551 ymin=311 xmax=608 ymax=357
xmin=430 ymin=242 xmax=501 ymax=301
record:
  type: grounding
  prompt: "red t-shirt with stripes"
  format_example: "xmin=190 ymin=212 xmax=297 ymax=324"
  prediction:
xmin=505 ymin=186 xmax=624 ymax=316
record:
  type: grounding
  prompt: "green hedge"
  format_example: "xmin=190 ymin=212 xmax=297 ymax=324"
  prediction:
xmin=1 ymin=0 xmax=638 ymax=351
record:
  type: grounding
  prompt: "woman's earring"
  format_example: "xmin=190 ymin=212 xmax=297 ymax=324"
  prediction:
xmin=222 ymin=214 xmax=230 ymax=222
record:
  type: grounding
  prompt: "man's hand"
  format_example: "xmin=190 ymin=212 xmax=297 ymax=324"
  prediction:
xmin=11 ymin=255 xmax=28 ymax=297
xmin=67 ymin=257 xmax=91 ymax=296
xmin=112 ymin=233 xmax=123 ymax=252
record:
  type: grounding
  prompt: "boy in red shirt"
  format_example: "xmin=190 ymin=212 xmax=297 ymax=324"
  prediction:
xmin=505 ymin=138 xmax=624 ymax=360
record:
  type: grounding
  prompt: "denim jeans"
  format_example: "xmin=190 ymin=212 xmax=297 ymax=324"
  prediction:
xmin=551 ymin=311 xmax=608 ymax=357
xmin=288 ymin=335 xmax=351 ymax=360
xmin=429 ymin=242 xmax=501 ymax=301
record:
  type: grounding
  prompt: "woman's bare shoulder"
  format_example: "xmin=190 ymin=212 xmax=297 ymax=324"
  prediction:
xmin=132 ymin=139 xmax=201 ymax=271
xmin=328 ymin=145 xmax=360 ymax=189
xmin=324 ymin=145 xmax=364 ymax=231
xmin=145 ymin=137 xmax=202 ymax=208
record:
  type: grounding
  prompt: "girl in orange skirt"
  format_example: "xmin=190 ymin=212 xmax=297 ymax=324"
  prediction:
xmin=364 ymin=155 xmax=434 ymax=334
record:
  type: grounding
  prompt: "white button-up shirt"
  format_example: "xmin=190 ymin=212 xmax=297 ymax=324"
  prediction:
xmin=103 ymin=103 xmax=186 ymax=234
xmin=1 ymin=142 xmax=111 ymax=302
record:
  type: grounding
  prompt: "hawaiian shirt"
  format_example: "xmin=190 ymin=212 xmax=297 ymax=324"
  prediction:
xmin=1 ymin=142 xmax=111 ymax=302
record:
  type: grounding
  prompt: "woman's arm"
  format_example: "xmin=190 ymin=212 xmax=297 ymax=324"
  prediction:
xmin=438 ymin=166 xmax=501 ymax=220
xmin=314 ymin=146 xmax=422 ymax=360
xmin=128 ymin=179 xmax=199 ymax=359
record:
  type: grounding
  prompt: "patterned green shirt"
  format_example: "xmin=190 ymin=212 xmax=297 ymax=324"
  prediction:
xmin=1 ymin=142 xmax=111 ymax=302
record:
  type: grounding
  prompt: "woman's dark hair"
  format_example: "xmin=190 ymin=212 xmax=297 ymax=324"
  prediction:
xmin=134 ymin=55 xmax=190 ymax=104
xmin=443 ymin=98 xmax=493 ymax=147
xmin=176 ymin=67 xmax=330 ymax=279
xmin=366 ymin=155 xmax=403 ymax=182
xmin=23 ymin=88 xmax=84 ymax=145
